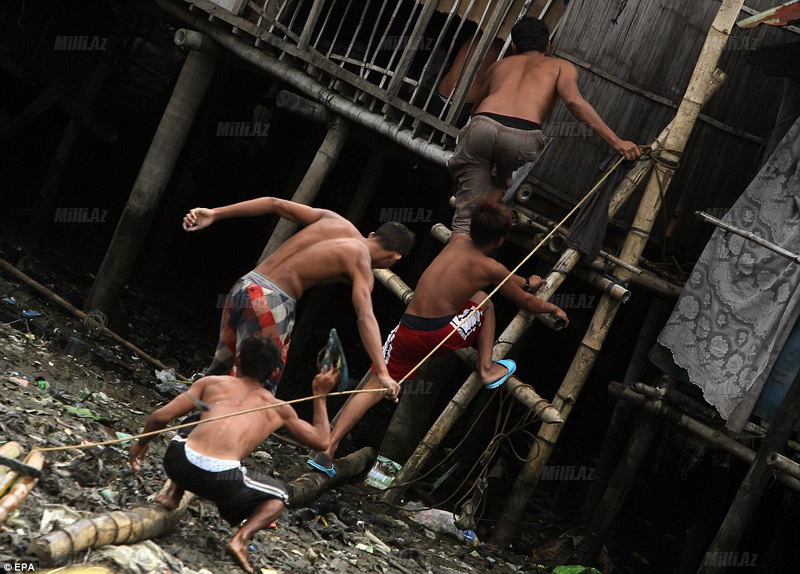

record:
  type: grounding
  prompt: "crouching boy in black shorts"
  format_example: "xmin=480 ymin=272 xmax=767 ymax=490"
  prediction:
xmin=129 ymin=335 xmax=338 ymax=573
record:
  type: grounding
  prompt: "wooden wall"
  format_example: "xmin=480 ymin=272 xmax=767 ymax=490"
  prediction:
xmin=526 ymin=0 xmax=793 ymax=262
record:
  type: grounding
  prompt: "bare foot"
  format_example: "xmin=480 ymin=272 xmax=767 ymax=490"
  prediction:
xmin=154 ymin=482 xmax=184 ymax=510
xmin=480 ymin=361 xmax=513 ymax=387
xmin=226 ymin=538 xmax=254 ymax=573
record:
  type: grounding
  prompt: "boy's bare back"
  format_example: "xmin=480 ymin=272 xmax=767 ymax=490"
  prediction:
xmin=408 ymin=239 xmax=505 ymax=318
xmin=184 ymin=375 xmax=288 ymax=461
xmin=474 ymin=52 xmax=565 ymax=124
xmin=254 ymin=215 xmax=368 ymax=298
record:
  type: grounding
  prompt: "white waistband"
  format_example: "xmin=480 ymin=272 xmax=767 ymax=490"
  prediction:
xmin=181 ymin=439 xmax=241 ymax=472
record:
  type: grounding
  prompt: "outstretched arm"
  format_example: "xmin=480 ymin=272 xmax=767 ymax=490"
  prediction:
xmin=128 ymin=379 xmax=211 ymax=471
xmin=280 ymin=367 xmax=338 ymax=452
xmin=495 ymin=267 xmax=570 ymax=326
xmin=183 ymin=197 xmax=339 ymax=231
xmin=350 ymin=259 xmax=400 ymax=402
xmin=556 ymin=62 xmax=640 ymax=161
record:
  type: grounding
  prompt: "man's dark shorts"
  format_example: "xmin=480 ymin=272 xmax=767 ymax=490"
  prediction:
xmin=164 ymin=438 xmax=289 ymax=526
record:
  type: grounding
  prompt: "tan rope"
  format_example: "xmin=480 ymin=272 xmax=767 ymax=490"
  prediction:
xmin=34 ymin=388 xmax=387 ymax=453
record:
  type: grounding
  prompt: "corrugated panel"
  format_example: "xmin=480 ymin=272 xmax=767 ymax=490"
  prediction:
xmin=526 ymin=0 xmax=792 ymax=261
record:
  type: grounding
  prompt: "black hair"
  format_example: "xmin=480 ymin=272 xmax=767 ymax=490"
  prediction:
xmin=238 ymin=336 xmax=282 ymax=384
xmin=470 ymin=200 xmax=512 ymax=246
xmin=374 ymin=221 xmax=415 ymax=257
xmin=511 ymin=17 xmax=550 ymax=54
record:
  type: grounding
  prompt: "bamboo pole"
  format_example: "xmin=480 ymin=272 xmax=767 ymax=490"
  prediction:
xmin=259 ymin=114 xmax=350 ymax=261
xmin=0 ymin=450 xmax=45 ymax=524
xmin=583 ymin=411 xmax=660 ymax=560
xmin=275 ymin=90 xmax=328 ymax=127
xmin=491 ymin=1 xmax=741 ymax=545
xmin=514 ymin=67 xmax=725 ymax=309
xmin=695 ymin=210 xmax=800 ymax=264
xmin=607 ymin=381 xmax=800 ymax=492
xmin=0 ymin=258 xmax=186 ymax=379
xmin=767 ymin=452 xmax=800 ymax=482
xmin=84 ymin=31 xmax=219 ymax=317
xmin=289 ymin=446 xmax=376 ymax=506
xmin=381 ymin=308 xmax=540 ymax=506
xmin=0 ymin=442 xmax=23 ymax=497
xmin=28 ymin=482 xmax=195 ymax=566
xmin=701 ymin=367 xmax=800 ymax=574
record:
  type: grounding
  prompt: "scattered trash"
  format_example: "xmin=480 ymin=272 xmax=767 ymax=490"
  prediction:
xmin=364 ymin=455 xmax=402 ymax=490
xmin=402 ymin=503 xmax=479 ymax=546
xmin=1 ymin=296 xmax=17 ymax=305
xmin=21 ymin=310 xmax=42 ymax=318
xmin=8 ymin=376 xmax=29 ymax=387
xmin=64 ymin=406 xmax=102 ymax=420
xmin=552 ymin=566 xmax=603 ymax=574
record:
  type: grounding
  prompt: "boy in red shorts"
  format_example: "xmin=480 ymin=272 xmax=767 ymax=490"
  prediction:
xmin=309 ymin=200 xmax=568 ymax=476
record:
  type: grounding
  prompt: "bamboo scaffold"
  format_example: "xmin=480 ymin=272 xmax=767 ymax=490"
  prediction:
xmin=490 ymin=0 xmax=745 ymax=546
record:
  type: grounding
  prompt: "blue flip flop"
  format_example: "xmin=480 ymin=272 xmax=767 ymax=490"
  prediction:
xmin=484 ymin=359 xmax=516 ymax=389
xmin=318 ymin=328 xmax=349 ymax=392
xmin=307 ymin=454 xmax=336 ymax=478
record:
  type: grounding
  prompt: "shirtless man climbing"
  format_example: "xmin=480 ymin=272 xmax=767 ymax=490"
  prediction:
xmin=448 ymin=17 xmax=641 ymax=235
xmin=183 ymin=197 xmax=414 ymax=398
xmin=129 ymin=336 xmax=338 ymax=573
xmin=309 ymin=200 xmax=568 ymax=476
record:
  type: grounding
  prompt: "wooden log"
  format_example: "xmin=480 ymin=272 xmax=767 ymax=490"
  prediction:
xmin=492 ymin=2 xmax=738 ymax=540
xmin=28 ymin=481 xmax=195 ymax=566
xmin=34 ymin=8 xmax=131 ymax=223
xmin=453 ymin=348 xmax=563 ymax=424
xmin=288 ymin=446 xmax=376 ymax=506
xmin=84 ymin=35 xmax=219 ymax=317
xmin=259 ymin=115 xmax=350 ymax=261
xmin=0 ymin=450 xmax=45 ymax=524
xmin=0 ymin=441 xmax=24 ymax=496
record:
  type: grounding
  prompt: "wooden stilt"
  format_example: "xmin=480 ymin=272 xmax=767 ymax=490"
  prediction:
xmin=259 ymin=115 xmax=350 ymax=261
xmin=700 ymin=368 xmax=800 ymax=574
xmin=491 ymin=0 xmax=741 ymax=545
xmin=583 ymin=411 xmax=661 ymax=560
xmin=84 ymin=33 xmax=219 ymax=317
xmin=580 ymin=299 xmax=671 ymax=524
xmin=379 ymin=356 xmax=457 ymax=466
xmin=381 ymin=309 xmax=539 ymax=506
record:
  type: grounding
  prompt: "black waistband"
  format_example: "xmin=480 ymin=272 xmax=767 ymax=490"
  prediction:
xmin=400 ymin=313 xmax=453 ymax=332
xmin=475 ymin=112 xmax=542 ymax=131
